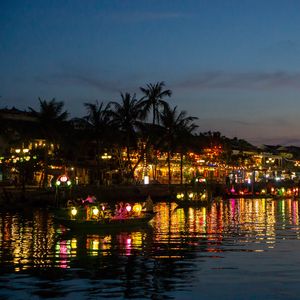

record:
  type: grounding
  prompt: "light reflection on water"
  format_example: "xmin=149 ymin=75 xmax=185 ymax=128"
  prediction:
xmin=1 ymin=199 xmax=300 ymax=299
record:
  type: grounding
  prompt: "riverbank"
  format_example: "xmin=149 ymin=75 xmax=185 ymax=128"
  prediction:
xmin=1 ymin=180 xmax=299 ymax=210
xmin=0 ymin=184 xmax=175 ymax=209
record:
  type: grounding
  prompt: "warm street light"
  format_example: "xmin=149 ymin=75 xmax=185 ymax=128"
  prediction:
xmin=101 ymin=153 xmax=112 ymax=160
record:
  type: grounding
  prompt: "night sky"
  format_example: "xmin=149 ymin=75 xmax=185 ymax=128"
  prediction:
xmin=1 ymin=0 xmax=300 ymax=146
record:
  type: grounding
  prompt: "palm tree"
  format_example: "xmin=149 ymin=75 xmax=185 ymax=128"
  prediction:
xmin=177 ymin=121 xmax=198 ymax=185
xmin=84 ymin=101 xmax=112 ymax=184
xmin=140 ymin=81 xmax=172 ymax=125
xmin=160 ymin=104 xmax=198 ymax=185
xmin=28 ymin=98 xmax=68 ymax=187
xmin=109 ymin=93 xmax=144 ymax=181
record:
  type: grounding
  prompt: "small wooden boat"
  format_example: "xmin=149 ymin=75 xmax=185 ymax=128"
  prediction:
xmin=53 ymin=205 xmax=155 ymax=231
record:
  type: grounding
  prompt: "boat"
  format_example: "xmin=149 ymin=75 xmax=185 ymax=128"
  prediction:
xmin=53 ymin=202 xmax=155 ymax=231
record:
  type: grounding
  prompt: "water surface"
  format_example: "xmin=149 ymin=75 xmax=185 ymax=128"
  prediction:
xmin=1 ymin=198 xmax=300 ymax=299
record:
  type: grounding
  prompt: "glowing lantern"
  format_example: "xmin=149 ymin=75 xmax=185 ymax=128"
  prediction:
xmin=56 ymin=175 xmax=72 ymax=187
xmin=59 ymin=175 xmax=68 ymax=183
xmin=71 ymin=207 xmax=77 ymax=216
xmin=261 ymin=189 xmax=266 ymax=194
xmin=133 ymin=203 xmax=142 ymax=214
xmin=125 ymin=204 xmax=132 ymax=212
xmin=188 ymin=193 xmax=194 ymax=199
xmin=144 ymin=176 xmax=149 ymax=184
xmin=92 ymin=207 xmax=99 ymax=216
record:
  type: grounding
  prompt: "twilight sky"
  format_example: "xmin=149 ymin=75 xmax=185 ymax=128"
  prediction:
xmin=1 ymin=0 xmax=300 ymax=146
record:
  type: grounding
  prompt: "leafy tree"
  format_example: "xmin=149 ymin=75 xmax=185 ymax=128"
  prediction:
xmin=109 ymin=93 xmax=144 ymax=181
xmin=140 ymin=81 xmax=172 ymax=125
xmin=28 ymin=98 xmax=68 ymax=187
xmin=160 ymin=104 xmax=198 ymax=185
xmin=84 ymin=101 xmax=112 ymax=184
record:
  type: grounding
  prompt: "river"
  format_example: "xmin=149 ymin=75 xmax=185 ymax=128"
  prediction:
xmin=1 ymin=198 xmax=300 ymax=299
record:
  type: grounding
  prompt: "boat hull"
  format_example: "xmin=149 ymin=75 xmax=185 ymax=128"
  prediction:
xmin=54 ymin=213 xmax=155 ymax=231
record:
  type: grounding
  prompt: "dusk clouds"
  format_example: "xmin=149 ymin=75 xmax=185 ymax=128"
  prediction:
xmin=176 ymin=71 xmax=300 ymax=91
xmin=2 ymin=1 xmax=300 ymax=145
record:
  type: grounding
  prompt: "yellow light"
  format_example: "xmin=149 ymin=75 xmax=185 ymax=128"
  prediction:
xmin=22 ymin=148 xmax=29 ymax=153
xmin=71 ymin=207 xmax=77 ymax=216
xmin=189 ymin=193 xmax=194 ymax=199
xmin=15 ymin=149 xmax=21 ymax=153
xmin=92 ymin=207 xmax=99 ymax=215
xmin=133 ymin=203 xmax=142 ymax=213
xmin=101 ymin=153 xmax=112 ymax=159
xmin=261 ymin=189 xmax=266 ymax=194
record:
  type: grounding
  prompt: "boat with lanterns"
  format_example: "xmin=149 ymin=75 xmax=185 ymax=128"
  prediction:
xmin=53 ymin=201 xmax=155 ymax=231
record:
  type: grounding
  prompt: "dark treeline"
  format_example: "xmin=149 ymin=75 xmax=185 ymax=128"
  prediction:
xmin=0 ymin=81 xmax=254 ymax=186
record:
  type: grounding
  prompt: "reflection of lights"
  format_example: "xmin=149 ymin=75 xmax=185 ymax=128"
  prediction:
xmin=87 ymin=236 xmax=100 ymax=256
xmin=126 ymin=237 xmax=132 ymax=256
xmin=71 ymin=238 xmax=77 ymax=255
xmin=56 ymin=240 xmax=70 ymax=268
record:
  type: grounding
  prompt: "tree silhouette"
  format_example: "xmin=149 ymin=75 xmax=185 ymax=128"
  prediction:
xmin=140 ymin=81 xmax=172 ymax=125
xmin=28 ymin=98 xmax=68 ymax=187
xmin=160 ymin=104 xmax=198 ymax=185
xmin=109 ymin=93 xmax=144 ymax=180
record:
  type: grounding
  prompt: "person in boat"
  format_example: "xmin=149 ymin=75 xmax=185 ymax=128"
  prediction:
xmin=143 ymin=195 xmax=154 ymax=213
xmin=114 ymin=202 xmax=127 ymax=219
xmin=83 ymin=194 xmax=96 ymax=205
